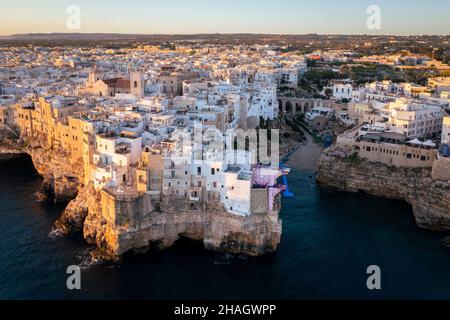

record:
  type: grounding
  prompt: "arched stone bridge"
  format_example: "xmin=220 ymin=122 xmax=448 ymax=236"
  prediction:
xmin=278 ymin=97 xmax=338 ymax=115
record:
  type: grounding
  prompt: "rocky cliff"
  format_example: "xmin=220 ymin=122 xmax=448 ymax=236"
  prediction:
xmin=0 ymin=139 xmax=81 ymax=203
xmin=1 ymin=130 xmax=282 ymax=260
xmin=0 ymin=133 xmax=84 ymax=235
xmin=317 ymin=147 xmax=450 ymax=231
xmin=83 ymin=191 xmax=282 ymax=261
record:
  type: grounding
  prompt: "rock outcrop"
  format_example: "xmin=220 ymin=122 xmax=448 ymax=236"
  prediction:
xmin=53 ymin=185 xmax=89 ymax=236
xmin=27 ymin=147 xmax=81 ymax=203
xmin=0 ymin=133 xmax=84 ymax=236
xmin=0 ymin=136 xmax=82 ymax=203
xmin=83 ymin=192 xmax=282 ymax=261
xmin=317 ymin=147 xmax=450 ymax=231
xmin=1 ymin=130 xmax=282 ymax=261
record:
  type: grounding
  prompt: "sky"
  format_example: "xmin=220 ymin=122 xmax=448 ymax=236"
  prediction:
xmin=1 ymin=0 xmax=449 ymax=36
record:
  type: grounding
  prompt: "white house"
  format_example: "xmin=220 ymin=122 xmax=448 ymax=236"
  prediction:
xmin=333 ymin=83 xmax=353 ymax=100
xmin=442 ymin=116 xmax=450 ymax=145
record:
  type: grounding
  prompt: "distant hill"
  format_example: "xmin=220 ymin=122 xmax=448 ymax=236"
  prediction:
xmin=3 ymin=32 xmax=450 ymax=41
xmin=4 ymin=33 xmax=160 ymax=40
xmin=1 ymin=33 xmax=449 ymax=53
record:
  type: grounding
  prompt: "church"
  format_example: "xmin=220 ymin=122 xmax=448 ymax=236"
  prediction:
xmin=86 ymin=67 xmax=144 ymax=99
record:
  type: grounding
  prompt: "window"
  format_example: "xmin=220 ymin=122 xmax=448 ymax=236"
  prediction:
xmin=197 ymin=167 xmax=201 ymax=175
xmin=211 ymin=168 xmax=215 ymax=175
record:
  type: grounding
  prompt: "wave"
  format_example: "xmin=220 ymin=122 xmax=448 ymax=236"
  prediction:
xmin=48 ymin=226 xmax=65 ymax=239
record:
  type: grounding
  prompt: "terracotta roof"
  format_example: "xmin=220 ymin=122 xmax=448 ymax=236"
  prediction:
xmin=102 ymin=78 xmax=130 ymax=89
xmin=102 ymin=78 xmax=120 ymax=86
xmin=116 ymin=79 xmax=131 ymax=89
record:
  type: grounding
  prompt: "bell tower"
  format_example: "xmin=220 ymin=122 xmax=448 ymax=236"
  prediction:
xmin=88 ymin=65 xmax=102 ymax=87
xmin=129 ymin=65 xmax=144 ymax=99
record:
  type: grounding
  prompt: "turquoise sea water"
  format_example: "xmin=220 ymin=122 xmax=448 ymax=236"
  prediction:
xmin=1 ymin=156 xmax=450 ymax=300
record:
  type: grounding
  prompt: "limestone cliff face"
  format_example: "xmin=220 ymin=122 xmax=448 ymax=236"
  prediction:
xmin=53 ymin=185 xmax=89 ymax=236
xmin=0 ymin=133 xmax=84 ymax=235
xmin=83 ymin=192 xmax=282 ymax=261
xmin=1 ymin=135 xmax=82 ymax=203
xmin=28 ymin=147 xmax=81 ymax=203
xmin=1 ymin=129 xmax=282 ymax=260
xmin=317 ymin=147 xmax=450 ymax=231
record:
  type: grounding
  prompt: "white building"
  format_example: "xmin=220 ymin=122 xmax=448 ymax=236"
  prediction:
xmin=278 ymin=68 xmax=298 ymax=86
xmin=93 ymin=132 xmax=143 ymax=189
xmin=387 ymin=99 xmax=444 ymax=139
xmin=442 ymin=116 xmax=450 ymax=145
xmin=333 ymin=83 xmax=353 ymax=100
xmin=306 ymin=107 xmax=333 ymax=122
xmin=247 ymin=86 xmax=278 ymax=120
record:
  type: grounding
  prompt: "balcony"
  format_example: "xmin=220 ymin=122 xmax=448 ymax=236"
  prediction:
xmin=189 ymin=187 xmax=202 ymax=202
xmin=115 ymin=146 xmax=131 ymax=155
xmin=189 ymin=195 xmax=200 ymax=202
xmin=147 ymin=189 xmax=161 ymax=196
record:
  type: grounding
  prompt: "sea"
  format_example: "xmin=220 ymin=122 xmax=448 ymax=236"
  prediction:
xmin=1 ymin=155 xmax=450 ymax=300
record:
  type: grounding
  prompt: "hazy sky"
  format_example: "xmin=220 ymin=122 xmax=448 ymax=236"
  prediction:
xmin=1 ymin=0 xmax=449 ymax=35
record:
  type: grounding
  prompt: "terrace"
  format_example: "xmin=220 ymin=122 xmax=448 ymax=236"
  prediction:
xmin=115 ymin=142 xmax=131 ymax=154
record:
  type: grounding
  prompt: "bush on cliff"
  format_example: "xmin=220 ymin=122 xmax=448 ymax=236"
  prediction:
xmin=345 ymin=152 xmax=362 ymax=166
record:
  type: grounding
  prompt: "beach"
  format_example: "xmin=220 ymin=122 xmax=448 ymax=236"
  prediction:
xmin=286 ymin=132 xmax=324 ymax=171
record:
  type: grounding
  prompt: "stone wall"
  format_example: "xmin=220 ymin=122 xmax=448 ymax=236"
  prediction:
xmin=251 ymin=188 xmax=269 ymax=214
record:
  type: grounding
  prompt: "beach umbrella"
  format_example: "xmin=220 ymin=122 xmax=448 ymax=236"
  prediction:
xmin=408 ymin=138 xmax=423 ymax=145
xmin=423 ymin=140 xmax=436 ymax=148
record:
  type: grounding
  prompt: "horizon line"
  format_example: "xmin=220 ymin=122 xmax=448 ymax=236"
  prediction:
xmin=1 ymin=32 xmax=450 ymax=37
